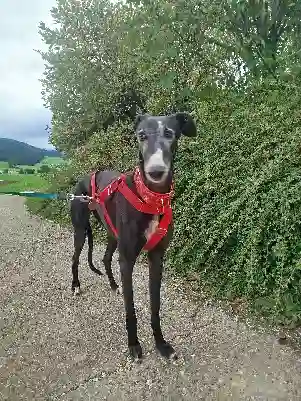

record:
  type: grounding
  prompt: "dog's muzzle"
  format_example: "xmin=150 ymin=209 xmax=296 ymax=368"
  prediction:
xmin=144 ymin=149 xmax=169 ymax=183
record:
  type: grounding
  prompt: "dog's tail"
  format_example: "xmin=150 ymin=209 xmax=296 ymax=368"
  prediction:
xmin=86 ymin=222 xmax=103 ymax=276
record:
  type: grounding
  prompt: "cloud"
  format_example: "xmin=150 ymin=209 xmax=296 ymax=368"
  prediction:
xmin=0 ymin=0 xmax=55 ymax=149
xmin=0 ymin=108 xmax=52 ymax=149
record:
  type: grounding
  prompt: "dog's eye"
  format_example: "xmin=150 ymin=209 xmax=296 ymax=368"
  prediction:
xmin=164 ymin=129 xmax=174 ymax=139
xmin=138 ymin=131 xmax=147 ymax=141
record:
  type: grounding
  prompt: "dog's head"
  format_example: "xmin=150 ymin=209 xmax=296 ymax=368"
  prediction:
xmin=134 ymin=113 xmax=197 ymax=185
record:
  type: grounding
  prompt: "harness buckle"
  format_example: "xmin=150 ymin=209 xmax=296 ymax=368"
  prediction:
xmin=67 ymin=194 xmax=92 ymax=202
xmin=80 ymin=195 xmax=92 ymax=203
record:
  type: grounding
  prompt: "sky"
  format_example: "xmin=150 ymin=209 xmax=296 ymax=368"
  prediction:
xmin=0 ymin=0 xmax=55 ymax=149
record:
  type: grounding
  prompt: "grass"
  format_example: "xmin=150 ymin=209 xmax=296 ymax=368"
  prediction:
xmin=35 ymin=156 xmax=65 ymax=169
xmin=0 ymin=157 xmax=66 ymax=218
xmin=0 ymin=173 xmax=48 ymax=193
xmin=42 ymin=156 xmax=65 ymax=165
xmin=13 ymin=156 xmax=66 ymax=171
xmin=0 ymin=157 xmax=64 ymax=195
xmin=0 ymin=161 xmax=9 ymax=169
xmin=15 ymin=165 xmax=37 ymax=171
xmin=0 ymin=156 xmax=66 ymax=175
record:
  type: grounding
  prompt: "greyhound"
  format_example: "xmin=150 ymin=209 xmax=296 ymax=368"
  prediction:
xmin=70 ymin=112 xmax=197 ymax=360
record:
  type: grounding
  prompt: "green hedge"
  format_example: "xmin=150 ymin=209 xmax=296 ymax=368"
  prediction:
xmin=167 ymin=80 xmax=301 ymax=325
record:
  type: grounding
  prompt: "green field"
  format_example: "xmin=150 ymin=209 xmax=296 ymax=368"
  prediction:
xmin=14 ymin=165 xmax=37 ymax=172
xmin=16 ymin=156 xmax=66 ymax=171
xmin=34 ymin=156 xmax=65 ymax=169
xmin=0 ymin=173 xmax=48 ymax=193
xmin=0 ymin=156 xmax=65 ymax=174
xmin=0 ymin=157 xmax=65 ymax=173
xmin=0 ymin=156 xmax=65 ymax=193
xmin=0 ymin=161 xmax=9 ymax=169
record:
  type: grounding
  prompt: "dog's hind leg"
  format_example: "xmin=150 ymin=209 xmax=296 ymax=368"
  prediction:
xmin=103 ymin=236 xmax=118 ymax=292
xmin=86 ymin=222 xmax=103 ymax=276
xmin=72 ymin=228 xmax=86 ymax=295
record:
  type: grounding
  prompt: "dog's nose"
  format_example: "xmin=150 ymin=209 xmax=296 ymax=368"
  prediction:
xmin=149 ymin=171 xmax=164 ymax=180
xmin=148 ymin=166 xmax=165 ymax=181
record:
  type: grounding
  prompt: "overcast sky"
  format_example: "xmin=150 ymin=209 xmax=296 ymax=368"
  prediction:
xmin=0 ymin=0 xmax=55 ymax=149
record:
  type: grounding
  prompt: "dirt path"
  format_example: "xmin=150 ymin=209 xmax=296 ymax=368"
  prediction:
xmin=1 ymin=195 xmax=301 ymax=400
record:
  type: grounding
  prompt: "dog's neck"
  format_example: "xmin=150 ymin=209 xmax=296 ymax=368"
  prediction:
xmin=138 ymin=160 xmax=173 ymax=194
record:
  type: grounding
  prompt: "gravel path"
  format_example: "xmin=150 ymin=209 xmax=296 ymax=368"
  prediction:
xmin=1 ymin=195 xmax=301 ymax=400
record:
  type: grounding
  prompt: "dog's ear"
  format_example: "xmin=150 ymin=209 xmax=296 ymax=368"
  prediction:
xmin=134 ymin=114 xmax=149 ymax=130
xmin=175 ymin=112 xmax=197 ymax=137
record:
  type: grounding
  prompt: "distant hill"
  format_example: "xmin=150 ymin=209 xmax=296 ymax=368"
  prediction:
xmin=0 ymin=138 xmax=62 ymax=166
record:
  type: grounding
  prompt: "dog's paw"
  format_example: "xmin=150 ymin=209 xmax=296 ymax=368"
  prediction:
xmin=110 ymin=282 xmax=119 ymax=292
xmin=73 ymin=287 xmax=81 ymax=296
xmin=156 ymin=341 xmax=177 ymax=360
xmin=116 ymin=286 xmax=123 ymax=295
xmin=129 ymin=343 xmax=143 ymax=362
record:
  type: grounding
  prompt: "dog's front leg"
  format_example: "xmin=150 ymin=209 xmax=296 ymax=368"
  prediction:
xmin=119 ymin=252 xmax=142 ymax=360
xmin=148 ymin=249 xmax=177 ymax=360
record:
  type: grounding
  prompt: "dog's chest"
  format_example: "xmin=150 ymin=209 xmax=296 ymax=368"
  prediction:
xmin=144 ymin=215 xmax=159 ymax=240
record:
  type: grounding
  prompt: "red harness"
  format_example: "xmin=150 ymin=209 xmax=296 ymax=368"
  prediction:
xmin=89 ymin=167 xmax=174 ymax=251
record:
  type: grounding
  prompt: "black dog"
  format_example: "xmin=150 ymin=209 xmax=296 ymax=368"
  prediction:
xmin=70 ymin=112 xmax=197 ymax=360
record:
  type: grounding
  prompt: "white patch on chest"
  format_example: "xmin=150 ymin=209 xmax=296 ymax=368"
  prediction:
xmin=145 ymin=215 xmax=159 ymax=240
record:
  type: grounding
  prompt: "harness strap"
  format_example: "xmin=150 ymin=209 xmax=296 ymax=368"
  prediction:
xmin=118 ymin=179 xmax=163 ymax=215
xmin=90 ymin=171 xmax=173 ymax=251
xmin=90 ymin=172 xmax=124 ymax=237
xmin=143 ymin=207 xmax=172 ymax=250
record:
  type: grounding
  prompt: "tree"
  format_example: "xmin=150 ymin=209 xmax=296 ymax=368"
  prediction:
xmin=39 ymin=164 xmax=51 ymax=173
xmin=222 ymin=0 xmax=301 ymax=80
xmin=24 ymin=168 xmax=35 ymax=175
xmin=39 ymin=0 xmax=146 ymax=153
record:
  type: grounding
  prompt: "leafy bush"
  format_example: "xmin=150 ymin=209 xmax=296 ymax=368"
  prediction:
xmin=168 ymin=79 xmax=301 ymax=324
